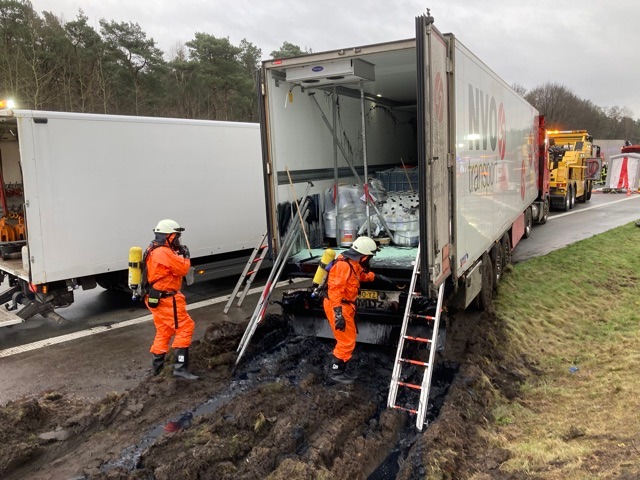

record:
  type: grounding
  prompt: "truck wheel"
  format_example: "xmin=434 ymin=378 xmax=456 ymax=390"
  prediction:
xmin=538 ymin=197 xmax=550 ymax=224
xmin=501 ymin=233 xmax=512 ymax=267
xmin=570 ymin=185 xmax=576 ymax=208
xmin=563 ymin=191 xmax=570 ymax=211
xmin=523 ymin=208 xmax=533 ymax=239
xmin=577 ymin=181 xmax=587 ymax=203
xmin=475 ymin=252 xmax=494 ymax=310
xmin=490 ymin=242 xmax=504 ymax=290
xmin=586 ymin=181 xmax=593 ymax=200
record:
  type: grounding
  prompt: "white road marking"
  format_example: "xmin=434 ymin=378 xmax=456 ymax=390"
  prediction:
xmin=549 ymin=195 xmax=640 ymax=220
xmin=0 ymin=278 xmax=308 ymax=358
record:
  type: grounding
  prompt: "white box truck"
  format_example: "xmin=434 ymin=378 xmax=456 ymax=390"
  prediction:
xmin=254 ymin=14 xmax=547 ymax=343
xmin=0 ymin=110 xmax=265 ymax=326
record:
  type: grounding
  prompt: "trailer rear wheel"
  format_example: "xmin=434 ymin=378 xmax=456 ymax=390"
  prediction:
xmin=501 ymin=233 xmax=512 ymax=267
xmin=490 ymin=242 xmax=504 ymax=290
xmin=523 ymin=208 xmax=533 ymax=239
xmin=474 ymin=252 xmax=494 ymax=310
xmin=538 ymin=197 xmax=550 ymax=224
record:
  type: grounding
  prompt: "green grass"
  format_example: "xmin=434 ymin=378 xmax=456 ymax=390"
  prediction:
xmin=488 ymin=222 xmax=640 ymax=478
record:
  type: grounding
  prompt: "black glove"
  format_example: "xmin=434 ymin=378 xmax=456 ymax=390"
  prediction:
xmin=376 ymin=274 xmax=394 ymax=287
xmin=177 ymin=245 xmax=190 ymax=259
xmin=333 ymin=306 xmax=345 ymax=331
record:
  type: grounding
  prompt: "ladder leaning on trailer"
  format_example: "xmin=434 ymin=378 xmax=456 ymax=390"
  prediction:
xmin=387 ymin=244 xmax=445 ymax=431
xmin=223 ymin=229 xmax=269 ymax=313
xmin=235 ymin=185 xmax=313 ymax=366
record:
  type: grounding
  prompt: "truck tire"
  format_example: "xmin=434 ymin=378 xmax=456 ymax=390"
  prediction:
xmin=586 ymin=181 xmax=593 ymax=200
xmin=562 ymin=191 xmax=570 ymax=211
xmin=538 ymin=197 xmax=550 ymax=224
xmin=501 ymin=233 xmax=512 ymax=267
xmin=577 ymin=180 xmax=587 ymax=203
xmin=570 ymin=185 xmax=576 ymax=209
xmin=475 ymin=252 xmax=494 ymax=310
xmin=523 ymin=208 xmax=533 ymax=239
xmin=490 ymin=242 xmax=504 ymax=290
xmin=95 ymin=272 xmax=130 ymax=293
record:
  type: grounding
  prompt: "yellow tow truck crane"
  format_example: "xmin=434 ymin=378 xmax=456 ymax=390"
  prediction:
xmin=547 ymin=130 xmax=595 ymax=211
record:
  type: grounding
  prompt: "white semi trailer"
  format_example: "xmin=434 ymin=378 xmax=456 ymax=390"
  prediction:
xmin=254 ymin=13 xmax=546 ymax=343
xmin=0 ymin=110 xmax=265 ymax=326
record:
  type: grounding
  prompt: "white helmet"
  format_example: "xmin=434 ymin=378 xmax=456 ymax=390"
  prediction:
xmin=351 ymin=236 xmax=379 ymax=256
xmin=153 ymin=219 xmax=185 ymax=234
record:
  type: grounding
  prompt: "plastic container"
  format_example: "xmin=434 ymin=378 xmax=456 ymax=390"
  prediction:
xmin=376 ymin=167 xmax=419 ymax=192
xmin=323 ymin=210 xmax=337 ymax=238
xmin=337 ymin=188 xmax=354 ymax=209
xmin=339 ymin=218 xmax=360 ymax=247
xmin=393 ymin=229 xmax=419 ymax=247
xmin=383 ymin=209 xmax=419 ymax=231
xmin=347 ymin=185 xmax=365 ymax=206
xmin=385 ymin=217 xmax=418 ymax=232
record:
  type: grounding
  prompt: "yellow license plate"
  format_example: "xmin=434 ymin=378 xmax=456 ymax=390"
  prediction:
xmin=358 ymin=290 xmax=378 ymax=300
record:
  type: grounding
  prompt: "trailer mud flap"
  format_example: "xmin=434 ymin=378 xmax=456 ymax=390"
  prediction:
xmin=451 ymin=259 xmax=482 ymax=309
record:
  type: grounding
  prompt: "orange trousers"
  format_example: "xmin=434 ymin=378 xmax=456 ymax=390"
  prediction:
xmin=147 ymin=292 xmax=195 ymax=354
xmin=323 ymin=301 xmax=357 ymax=362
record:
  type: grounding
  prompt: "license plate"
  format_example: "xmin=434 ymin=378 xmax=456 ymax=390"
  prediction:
xmin=358 ymin=290 xmax=379 ymax=301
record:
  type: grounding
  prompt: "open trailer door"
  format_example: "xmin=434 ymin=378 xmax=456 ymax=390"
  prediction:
xmin=416 ymin=13 xmax=452 ymax=296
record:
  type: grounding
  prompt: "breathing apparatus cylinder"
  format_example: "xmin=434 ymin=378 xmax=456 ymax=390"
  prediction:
xmin=312 ymin=248 xmax=336 ymax=287
xmin=128 ymin=246 xmax=143 ymax=298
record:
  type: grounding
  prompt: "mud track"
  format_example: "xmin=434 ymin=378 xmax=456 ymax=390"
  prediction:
xmin=0 ymin=306 xmax=538 ymax=479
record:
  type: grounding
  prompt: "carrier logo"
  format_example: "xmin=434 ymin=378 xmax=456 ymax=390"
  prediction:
xmin=311 ymin=66 xmax=324 ymax=72
xmin=498 ymin=104 xmax=506 ymax=160
xmin=468 ymin=85 xmax=506 ymax=160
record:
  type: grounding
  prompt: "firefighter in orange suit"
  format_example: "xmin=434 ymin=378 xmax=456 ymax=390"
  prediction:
xmin=145 ymin=219 xmax=198 ymax=381
xmin=323 ymin=236 xmax=393 ymax=384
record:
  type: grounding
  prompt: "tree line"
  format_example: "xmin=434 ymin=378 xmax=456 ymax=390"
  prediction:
xmin=1 ymin=1 xmax=638 ymax=141
xmin=0 ymin=0 xmax=306 ymax=121
xmin=515 ymin=83 xmax=640 ymax=142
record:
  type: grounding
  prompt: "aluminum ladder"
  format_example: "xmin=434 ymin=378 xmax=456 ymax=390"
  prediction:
xmin=235 ymin=196 xmax=311 ymax=366
xmin=223 ymin=229 xmax=269 ymax=313
xmin=387 ymin=245 xmax=445 ymax=431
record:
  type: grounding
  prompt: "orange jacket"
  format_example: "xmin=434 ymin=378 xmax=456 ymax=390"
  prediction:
xmin=146 ymin=244 xmax=190 ymax=292
xmin=325 ymin=254 xmax=375 ymax=308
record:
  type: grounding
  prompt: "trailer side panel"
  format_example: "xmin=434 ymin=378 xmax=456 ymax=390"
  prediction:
xmin=8 ymin=111 xmax=264 ymax=284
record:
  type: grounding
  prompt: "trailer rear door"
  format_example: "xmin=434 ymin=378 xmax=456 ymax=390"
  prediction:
xmin=416 ymin=14 xmax=452 ymax=295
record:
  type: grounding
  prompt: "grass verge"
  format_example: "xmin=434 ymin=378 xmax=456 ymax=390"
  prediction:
xmin=489 ymin=222 xmax=640 ymax=478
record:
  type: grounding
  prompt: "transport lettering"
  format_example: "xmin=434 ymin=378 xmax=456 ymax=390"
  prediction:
xmin=468 ymin=160 xmax=498 ymax=193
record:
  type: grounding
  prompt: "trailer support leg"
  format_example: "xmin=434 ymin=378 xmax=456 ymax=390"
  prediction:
xmin=0 ymin=284 xmax=21 ymax=306
xmin=0 ymin=283 xmax=68 ymax=324
xmin=16 ymin=298 xmax=66 ymax=325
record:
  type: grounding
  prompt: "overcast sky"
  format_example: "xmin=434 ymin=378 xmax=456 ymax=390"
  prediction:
xmin=30 ymin=0 xmax=640 ymax=120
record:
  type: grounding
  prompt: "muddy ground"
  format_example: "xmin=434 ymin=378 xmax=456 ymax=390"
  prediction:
xmin=0 ymin=303 xmax=536 ymax=480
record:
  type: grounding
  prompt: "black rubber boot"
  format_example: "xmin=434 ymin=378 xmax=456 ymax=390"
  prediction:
xmin=329 ymin=356 xmax=356 ymax=385
xmin=151 ymin=353 xmax=165 ymax=376
xmin=173 ymin=348 xmax=199 ymax=381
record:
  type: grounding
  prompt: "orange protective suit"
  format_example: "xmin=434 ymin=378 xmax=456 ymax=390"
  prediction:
xmin=322 ymin=254 xmax=375 ymax=362
xmin=145 ymin=242 xmax=194 ymax=355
